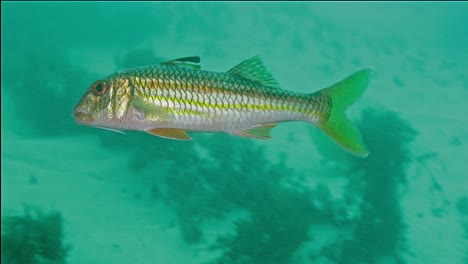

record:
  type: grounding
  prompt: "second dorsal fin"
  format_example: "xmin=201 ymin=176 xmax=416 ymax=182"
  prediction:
xmin=227 ymin=55 xmax=280 ymax=89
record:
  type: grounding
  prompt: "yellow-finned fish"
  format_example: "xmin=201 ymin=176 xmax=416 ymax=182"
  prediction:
xmin=73 ymin=55 xmax=372 ymax=157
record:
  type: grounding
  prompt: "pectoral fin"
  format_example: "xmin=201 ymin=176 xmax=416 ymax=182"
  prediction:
xmin=145 ymin=128 xmax=192 ymax=140
xmin=131 ymin=97 xmax=171 ymax=122
xmin=231 ymin=123 xmax=278 ymax=139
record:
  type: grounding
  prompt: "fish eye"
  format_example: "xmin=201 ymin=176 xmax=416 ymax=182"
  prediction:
xmin=92 ymin=81 xmax=108 ymax=95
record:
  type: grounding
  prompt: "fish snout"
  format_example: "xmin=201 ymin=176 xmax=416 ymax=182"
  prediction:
xmin=72 ymin=104 xmax=92 ymax=124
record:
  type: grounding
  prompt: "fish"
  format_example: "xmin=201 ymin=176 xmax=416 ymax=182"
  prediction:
xmin=73 ymin=55 xmax=373 ymax=157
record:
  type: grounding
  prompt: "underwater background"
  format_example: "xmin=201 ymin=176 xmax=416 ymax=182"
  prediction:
xmin=1 ymin=2 xmax=467 ymax=264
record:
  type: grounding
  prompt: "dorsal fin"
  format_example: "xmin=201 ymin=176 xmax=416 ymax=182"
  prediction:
xmin=161 ymin=56 xmax=201 ymax=70
xmin=227 ymin=55 xmax=280 ymax=88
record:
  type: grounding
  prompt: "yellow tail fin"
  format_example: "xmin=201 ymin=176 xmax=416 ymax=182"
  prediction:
xmin=316 ymin=68 xmax=373 ymax=158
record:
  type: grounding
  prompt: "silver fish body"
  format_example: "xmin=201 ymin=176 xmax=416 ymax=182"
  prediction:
xmin=73 ymin=55 xmax=373 ymax=157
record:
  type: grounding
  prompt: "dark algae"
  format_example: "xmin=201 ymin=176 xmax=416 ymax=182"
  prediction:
xmin=318 ymin=109 xmax=417 ymax=264
xmin=1 ymin=207 xmax=69 ymax=264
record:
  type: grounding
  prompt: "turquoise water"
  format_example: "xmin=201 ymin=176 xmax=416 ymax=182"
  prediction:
xmin=2 ymin=2 xmax=467 ymax=264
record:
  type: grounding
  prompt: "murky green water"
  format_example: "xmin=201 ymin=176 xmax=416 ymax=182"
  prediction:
xmin=2 ymin=2 xmax=467 ymax=264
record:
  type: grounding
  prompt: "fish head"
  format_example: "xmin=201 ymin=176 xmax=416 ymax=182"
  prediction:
xmin=73 ymin=76 xmax=131 ymax=129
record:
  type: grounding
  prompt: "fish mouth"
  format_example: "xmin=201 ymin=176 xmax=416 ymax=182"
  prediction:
xmin=72 ymin=110 xmax=93 ymax=125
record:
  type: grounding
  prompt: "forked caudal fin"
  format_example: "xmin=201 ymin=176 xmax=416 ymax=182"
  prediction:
xmin=315 ymin=68 xmax=374 ymax=158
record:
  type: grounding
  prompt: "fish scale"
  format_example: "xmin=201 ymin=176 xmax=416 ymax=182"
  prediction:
xmin=73 ymin=55 xmax=373 ymax=157
xmin=127 ymin=65 xmax=300 ymax=129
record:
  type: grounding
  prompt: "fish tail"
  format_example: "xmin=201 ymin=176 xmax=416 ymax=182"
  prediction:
xmin=313 ymin=68 xmax=374 ymax=158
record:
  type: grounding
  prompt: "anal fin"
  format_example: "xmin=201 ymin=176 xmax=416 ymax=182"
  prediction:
xmin=145 ymin=128 xmax=192 ymax=140
xmin=231 ymin=123 xmax=277 ymax=139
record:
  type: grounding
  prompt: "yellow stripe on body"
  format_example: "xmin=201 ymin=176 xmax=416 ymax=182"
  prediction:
xmin=139 ymin=94 xmax=303 ymax=114
xmin=132 ymin=73 xmax=317 ymax=122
